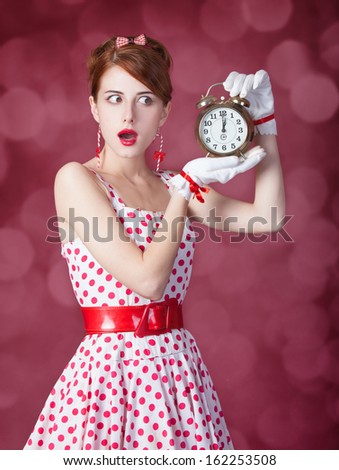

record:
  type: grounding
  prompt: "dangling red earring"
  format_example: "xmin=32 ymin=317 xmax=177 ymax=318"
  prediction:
xmin=96 ymin=125 xmax=101 ymax=169
xmin=152 ymin=130 xmax=166 ymax=172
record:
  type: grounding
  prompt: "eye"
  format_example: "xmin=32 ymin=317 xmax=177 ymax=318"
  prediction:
xmin=107 ymin=95 xmax=122 ymax=104
xmin=138 ymin=95 xmax=153 ymax=105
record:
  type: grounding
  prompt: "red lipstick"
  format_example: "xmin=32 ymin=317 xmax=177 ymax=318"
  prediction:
xmin=118 ymin=128 xmax=138 ymax=146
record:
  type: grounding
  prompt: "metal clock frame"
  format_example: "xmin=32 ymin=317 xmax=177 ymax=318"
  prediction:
xmin=195 ymin=82 xmax=254 ymax=158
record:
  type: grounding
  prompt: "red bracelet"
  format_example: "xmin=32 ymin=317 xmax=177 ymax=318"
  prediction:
xmin=179 ymin=171 xmax=210 ymax=203
xmin=253 ymin=113 xmax=275 ymax=126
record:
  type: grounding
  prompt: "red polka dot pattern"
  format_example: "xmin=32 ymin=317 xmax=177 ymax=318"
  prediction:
xmin=60 ymin=170 xmax=196 ymax=307
xmin=25 ymin=170 xmax=233 ymax=450
xmin=24 ymin=329 xmax=233 ymax=450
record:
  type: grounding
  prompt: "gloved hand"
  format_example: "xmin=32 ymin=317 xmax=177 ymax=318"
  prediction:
xmin=223 ymin=70 xmax=277 ymax=136
xmin=168 ymin=145 xmax=266 ymax=202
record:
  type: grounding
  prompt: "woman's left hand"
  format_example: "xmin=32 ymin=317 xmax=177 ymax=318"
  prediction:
xmin=167 ymin=146 xmax=266 ymax=203
xmin=223 ymin=70 xmax=277 ymax=135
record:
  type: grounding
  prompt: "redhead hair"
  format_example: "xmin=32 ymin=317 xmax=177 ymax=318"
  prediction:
xmin=87 ymin=35 xmax=173 ymax=105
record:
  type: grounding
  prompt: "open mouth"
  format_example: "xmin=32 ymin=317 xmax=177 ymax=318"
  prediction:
xmin=118 ymin=129 xmax=138 ymax=146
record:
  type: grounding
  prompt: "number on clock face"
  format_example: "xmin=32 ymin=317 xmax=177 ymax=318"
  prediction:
xmin=200 ymin=107 xmax=247 ymax=154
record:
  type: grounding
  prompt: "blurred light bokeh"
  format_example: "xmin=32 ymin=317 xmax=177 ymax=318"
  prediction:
xmin=0 ymin=0 xmax=338 ymax=450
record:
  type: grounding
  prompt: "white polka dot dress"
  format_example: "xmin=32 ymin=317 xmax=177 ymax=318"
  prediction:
xmin=24 ymin=169 xmax=234 ymax=450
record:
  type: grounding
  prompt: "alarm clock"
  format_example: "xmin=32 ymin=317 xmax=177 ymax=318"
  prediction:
xmin=195 ymin=82 xmax=254 ymax=158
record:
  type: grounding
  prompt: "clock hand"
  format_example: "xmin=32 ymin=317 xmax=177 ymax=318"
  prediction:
xmin=221 ymin=116 xmax=226 ymax=133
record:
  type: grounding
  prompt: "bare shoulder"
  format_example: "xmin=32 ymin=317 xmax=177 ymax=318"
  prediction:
xmin=54 ymin=162 xmax=108 ymax=217
xmin=55 ymin=161 xmax=92 ymax=186
xmin=54 ymin=162 xmax=113 ymax=244
xmin=54 ymin=162 xmax=108 ymax=199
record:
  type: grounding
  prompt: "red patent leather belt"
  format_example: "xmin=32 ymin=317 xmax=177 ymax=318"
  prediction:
xmin=81 ymin=298 xmax=183 ymax=338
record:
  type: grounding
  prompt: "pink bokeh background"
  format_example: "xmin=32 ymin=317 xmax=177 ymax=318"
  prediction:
xmin=0 ymin=0 xmax=338 ymax=450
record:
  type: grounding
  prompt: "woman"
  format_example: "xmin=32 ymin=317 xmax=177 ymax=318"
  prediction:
xmin=24 ymin=34 xmax=284 ymax=450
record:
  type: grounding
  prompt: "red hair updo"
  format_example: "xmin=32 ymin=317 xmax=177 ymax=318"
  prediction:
xmin=87 ymin=35 xmax=173 ymax=105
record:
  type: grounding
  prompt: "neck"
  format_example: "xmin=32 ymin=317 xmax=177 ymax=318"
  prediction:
xmin=98 ymin=146 xmax=155 ymax=181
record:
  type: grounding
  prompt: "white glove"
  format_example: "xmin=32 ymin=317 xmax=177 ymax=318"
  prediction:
xmin=168 ymin=145 xmax=266 ymax=202
xmin=223 ymin=70 xmax=277 ymax=136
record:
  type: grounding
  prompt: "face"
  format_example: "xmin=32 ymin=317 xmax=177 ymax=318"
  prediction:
xmin=89 ymin=65 xmax=171 ymax=161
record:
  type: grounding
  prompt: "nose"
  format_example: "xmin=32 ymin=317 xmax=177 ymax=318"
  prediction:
xmin=123 ymin=102 xmax=134 ymax=124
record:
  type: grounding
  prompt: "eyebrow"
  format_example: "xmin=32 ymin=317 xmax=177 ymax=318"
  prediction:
xmin=104 ymin=90 xmax=154 ymax=95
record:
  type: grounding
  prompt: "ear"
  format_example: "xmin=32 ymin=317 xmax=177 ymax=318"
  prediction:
xmin=159 ymin=101 xmax=172 ymax=127
xmin=89 ymin=96 xmax=100 ymax=123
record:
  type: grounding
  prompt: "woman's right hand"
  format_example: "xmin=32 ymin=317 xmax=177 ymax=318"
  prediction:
xmin=167 ymin=145 xmax=266 ymax=202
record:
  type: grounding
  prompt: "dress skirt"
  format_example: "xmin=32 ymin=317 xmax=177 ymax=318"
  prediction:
xmin=24 ymin=328 xmax=233 ymax=450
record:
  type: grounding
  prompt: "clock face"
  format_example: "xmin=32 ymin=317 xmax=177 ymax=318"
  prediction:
xmin=199 ymin=105 xmax=248 ymax=155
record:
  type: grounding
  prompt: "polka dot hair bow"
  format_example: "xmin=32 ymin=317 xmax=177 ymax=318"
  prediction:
xmin=116 ymin=34 xmax=147 ymax=48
